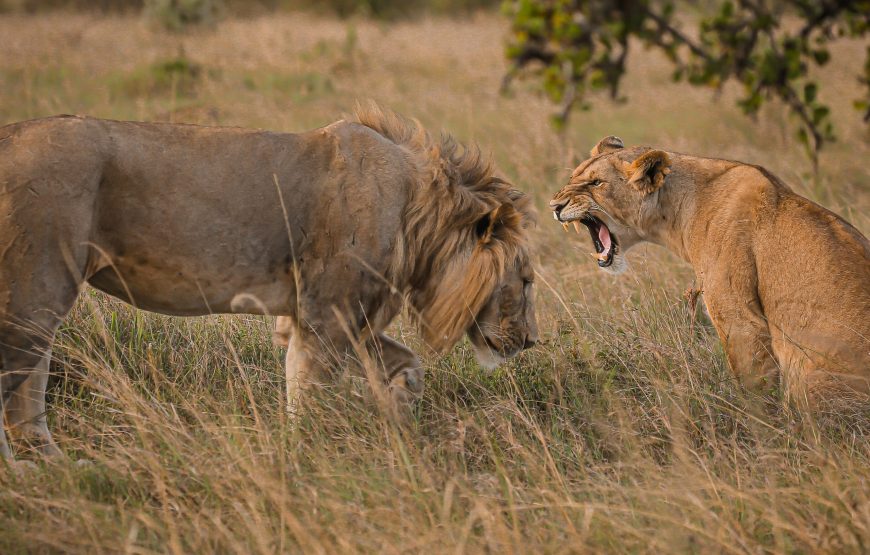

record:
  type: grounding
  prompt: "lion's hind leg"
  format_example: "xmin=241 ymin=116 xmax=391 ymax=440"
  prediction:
xmin=0 ymin=392 xmax=11 ymax=460
xmin=4 ymin=348 xmax=63 ymax=458
xmin=0 ymin=261 xmax=83 ymax=460
xmin=0 ymin=316 xmax=70 ymax=460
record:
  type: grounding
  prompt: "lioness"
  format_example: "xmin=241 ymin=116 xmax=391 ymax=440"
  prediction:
xmin=0 ymin=106 xmax=537 ymax=462
xmin=550 ymin=136 xmax=869 ymax=405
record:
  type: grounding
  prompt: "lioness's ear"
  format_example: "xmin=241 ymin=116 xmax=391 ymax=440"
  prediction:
xmin=590 ymin=136 xmax=624 ymax=157
xmin=626 ymin=150 xmax=671 ymax=194
xmin=475 ymin=203 xmax=514 ymax=245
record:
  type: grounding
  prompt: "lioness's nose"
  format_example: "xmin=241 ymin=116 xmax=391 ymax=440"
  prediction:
xmin=523 ymin=335 xmax=537 ymax=350
xmin=549 ymin=197 xmax=568 ymax=211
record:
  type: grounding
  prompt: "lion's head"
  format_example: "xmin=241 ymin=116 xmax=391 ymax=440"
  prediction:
xmin=354 ymin=105 xmax=538 ymax=368
xmin=458 ymin=196 xmax=538 ymax=369
xmin=549 ymin=136 xmax=671 ymax=274
xmin=422 ymin=195 xmax=538 ymax=369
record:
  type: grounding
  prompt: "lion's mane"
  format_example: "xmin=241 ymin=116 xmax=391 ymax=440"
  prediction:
xmin=353 ymin=104 xmax=534 ymax=351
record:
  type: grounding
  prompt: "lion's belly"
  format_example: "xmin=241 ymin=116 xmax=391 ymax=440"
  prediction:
xmin=87 ymin=261 xmax=295 ymax=316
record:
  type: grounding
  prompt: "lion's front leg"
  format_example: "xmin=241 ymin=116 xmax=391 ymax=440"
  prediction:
xmin=275 ymin=318 xmax=423 ymax=417
xmin=369 ymin=333 xmax=424 ymax=418
xmin=275 ymin=319 xmax=334 ymax=413
xmin=272 ymin=316 xmax=293 ymax=349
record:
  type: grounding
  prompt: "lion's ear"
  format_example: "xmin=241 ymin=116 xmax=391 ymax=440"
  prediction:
xmin=590 ymin=136 xmax=624 ymax=157
xmin=475 ymin=203 xmax=514 ymax=245
xmin=626 ymin=150 xmax=671 ymax=194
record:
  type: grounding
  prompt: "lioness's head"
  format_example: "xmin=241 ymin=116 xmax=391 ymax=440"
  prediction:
xmin=549 ymin=136 xmax=671 ymax=274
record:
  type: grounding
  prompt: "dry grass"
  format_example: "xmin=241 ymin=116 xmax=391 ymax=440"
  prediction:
xmin=1 ymin=10 xmax=869 ymax=554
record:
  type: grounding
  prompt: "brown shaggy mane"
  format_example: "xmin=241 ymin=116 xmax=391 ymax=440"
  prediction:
xmin=352 ymin=103 xmax=525 ymax=213
xmin=351 ymin=103 xmax=534 ymax=351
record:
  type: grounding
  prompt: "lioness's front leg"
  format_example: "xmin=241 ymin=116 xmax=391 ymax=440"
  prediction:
xmin=702 ymin=268 xmax=779 ymax=392
xmin=368 ymin=333 xmax=424 ymax=416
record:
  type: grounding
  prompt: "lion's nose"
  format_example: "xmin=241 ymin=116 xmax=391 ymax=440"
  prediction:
xmin=523 ymin=336 xmax=537 ymax=350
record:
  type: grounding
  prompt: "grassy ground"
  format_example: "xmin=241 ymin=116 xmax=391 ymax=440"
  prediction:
xmin=1 ymin=10 xmax=869 ymax=554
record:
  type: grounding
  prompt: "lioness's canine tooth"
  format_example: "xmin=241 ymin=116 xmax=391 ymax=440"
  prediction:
xmin=572 ymin=221 xmax=582 ymax=233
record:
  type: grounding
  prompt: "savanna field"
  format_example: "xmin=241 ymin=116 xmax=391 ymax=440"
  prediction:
xmin=1 ymin=6 xmax=870 ymax=553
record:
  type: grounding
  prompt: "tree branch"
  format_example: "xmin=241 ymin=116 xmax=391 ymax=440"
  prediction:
xmin=643 ymin=8 xmax=713 ymax=62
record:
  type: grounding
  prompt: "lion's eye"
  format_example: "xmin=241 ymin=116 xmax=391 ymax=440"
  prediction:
xmin=589 ymin=179 xmax=603 ymax=187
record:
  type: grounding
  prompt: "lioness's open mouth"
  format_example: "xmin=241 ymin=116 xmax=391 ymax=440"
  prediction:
xmin=557 ymin=213 xmax=618 ymax=268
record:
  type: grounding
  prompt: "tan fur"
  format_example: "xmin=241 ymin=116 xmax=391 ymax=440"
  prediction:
xmin=589 ymin=136 xmax=625 ymax=158
xmin=551 ymin=139 xmax=870 ymax=407
xmin=0 ymin=107 xmax=537 ymax=461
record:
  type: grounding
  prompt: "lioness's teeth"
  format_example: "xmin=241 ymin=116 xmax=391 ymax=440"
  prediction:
xmin=572 ymin=221 xmax=582 ymax=234
xmin=562 ymin=223 xmax=569 ymax=232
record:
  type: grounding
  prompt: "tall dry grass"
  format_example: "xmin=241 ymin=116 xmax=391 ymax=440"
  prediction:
xmin=0 ymin=10 xmax=868 ymax=554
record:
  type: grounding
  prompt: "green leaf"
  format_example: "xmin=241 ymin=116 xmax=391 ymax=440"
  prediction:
xmin=803 ymin=82 xmax=817 ymax=103
xmin=812 ymin=105 xmax=830 ymax=125
xmin=811 ymin=49 xmax=830 ymax=65
xmin=796 ymin=127 xmax=809 ymax=146
xmin=549 ymin=113 xmax=566 ymax=131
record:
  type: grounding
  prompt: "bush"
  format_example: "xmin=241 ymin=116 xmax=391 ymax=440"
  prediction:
xmin=323 ymin=0 xmax=500 ymax=18
xmin=111 ymin=56 xmax=204 ymax=98
xmin=143 ymin=0 xmax=223 ymax=31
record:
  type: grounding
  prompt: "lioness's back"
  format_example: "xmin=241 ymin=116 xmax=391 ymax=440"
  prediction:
xmin=754 ymin=186 xmax=870 ymax=380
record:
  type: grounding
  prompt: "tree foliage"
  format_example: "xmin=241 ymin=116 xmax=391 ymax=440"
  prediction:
xmin=502 ymin=0 xmax=869 ymax=166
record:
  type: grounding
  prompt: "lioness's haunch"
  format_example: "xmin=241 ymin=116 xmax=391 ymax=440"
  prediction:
xmin=550 ymin=136 xmax=869 ymax=406
xmin=0 ymin=106 xmax=537 ymax=462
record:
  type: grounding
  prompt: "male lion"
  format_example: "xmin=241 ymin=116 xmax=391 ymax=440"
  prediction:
xmin=550 ymin=136 xmax=869 ymax=405
xmin=0 ymin=106 xmax=537 ymax=462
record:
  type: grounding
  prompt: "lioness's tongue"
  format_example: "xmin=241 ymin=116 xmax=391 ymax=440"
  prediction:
xmin=598 ymin=224 xmax=612 ymax=256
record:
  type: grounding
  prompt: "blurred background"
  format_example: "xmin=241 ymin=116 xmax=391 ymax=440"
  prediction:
xmin=1 ymin=1 xmax=869 ymax=553
xmin=0 ymin=0 xmax=501 ymax=18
